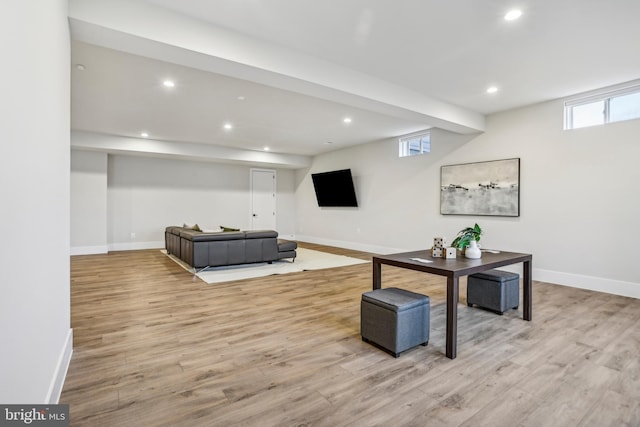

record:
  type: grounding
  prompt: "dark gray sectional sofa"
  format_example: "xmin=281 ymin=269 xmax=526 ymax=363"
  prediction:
xmin=165 ymin=226 xmax=297 ymax=269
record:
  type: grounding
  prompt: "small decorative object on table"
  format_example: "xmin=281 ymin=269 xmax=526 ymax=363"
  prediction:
xmin=464 ymin=240 xmax=481 ymax=259
xmin=433 ymin=237 xmax=447 ymax=248
xmin=451 ymin=223 xmax=483 ymax=259
xmin=444 ymin=247 xmax=457 ymax=259
xmin=432 ymin=237 xmax=447 ymax=257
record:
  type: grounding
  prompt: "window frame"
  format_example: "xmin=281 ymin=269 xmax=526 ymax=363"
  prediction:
xmin=398 ymin=130 xmax=431 ymax=157
xmin=564 ymin=80 xmax=640 ymax=130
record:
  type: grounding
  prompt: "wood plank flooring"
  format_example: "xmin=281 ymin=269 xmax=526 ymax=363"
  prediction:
xmin=61 ymin=243 xmax=640 ymax=426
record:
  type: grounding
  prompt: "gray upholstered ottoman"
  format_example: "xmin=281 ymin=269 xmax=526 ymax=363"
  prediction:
xmin=276 ymin=239 xmax=297 ymax=261
xmin=467 ymin=269 xmax=520 ymax=314
xmin=361 ymin=287 xmax=430 ymax=357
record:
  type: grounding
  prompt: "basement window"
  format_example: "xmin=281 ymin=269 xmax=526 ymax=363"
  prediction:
xmin=399 ymin=131 xmax=431 ymax=157
xmin=564 ymin=80 xmax=640 ymax=129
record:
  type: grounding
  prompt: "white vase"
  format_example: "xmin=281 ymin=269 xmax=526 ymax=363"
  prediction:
xmin=465 ymin=240 xmax=482 ymax=259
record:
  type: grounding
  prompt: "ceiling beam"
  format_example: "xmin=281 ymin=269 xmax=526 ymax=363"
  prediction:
xmin=68 ymin=0 xmax=485 ymax=135
xmin=71 ymin=131 xmax=312 ymax=169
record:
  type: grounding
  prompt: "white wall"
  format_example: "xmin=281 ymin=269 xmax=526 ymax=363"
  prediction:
xmin=295 ymin=129 xmax=476 ymax=253
xmin=274 ymin=168 xmax=296 ymax=238
xmin=106 ymin=154 xmax=296 ymax=250
xmin=0 ymin=0 xmax=72 ymax=403
xmin=71 ymin=150 xmax=108 ymax=254
xmin=296 ymin=99 xmax=640 ymax=298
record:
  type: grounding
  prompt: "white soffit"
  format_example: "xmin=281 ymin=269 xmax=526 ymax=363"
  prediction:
xmin=67 ymin=0 xmax=485 ymax=135
xmin=71 ymin=131 xmax=311 ymax=169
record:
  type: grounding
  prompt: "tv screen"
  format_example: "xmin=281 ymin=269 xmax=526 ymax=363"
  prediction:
xmin=311 ymin=169 xmax=358 ymax=207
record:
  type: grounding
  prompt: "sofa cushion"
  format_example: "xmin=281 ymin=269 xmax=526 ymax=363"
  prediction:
xmin=190 ymin=231 xmax=245 ymax=241
xmin=183 ymin=223 xmax=202 ymax=232
xmin=179 ymin=229 xmax=202 ymax=239
xmin=165 ymin=226 xmax=183 ymax=235
xmin=245 ymin=230 xmax=278 ymax=239
xmin=201 ymin=227 xmax=222 ymax=233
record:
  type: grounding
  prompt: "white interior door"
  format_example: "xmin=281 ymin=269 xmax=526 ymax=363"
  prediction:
xmin=250 ymin=169 xmax=276 ymax=230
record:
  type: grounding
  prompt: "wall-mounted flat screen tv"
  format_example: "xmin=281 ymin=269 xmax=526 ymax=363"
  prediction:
xmin=311 ymin=169 xmax=358 ymax=207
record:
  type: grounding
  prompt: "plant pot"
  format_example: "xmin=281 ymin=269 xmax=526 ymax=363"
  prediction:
xmin=465 ymin=240 xmax=482 ymax=259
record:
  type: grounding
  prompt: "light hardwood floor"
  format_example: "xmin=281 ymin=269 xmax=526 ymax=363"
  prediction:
xmin=61 ymin=243 xmax=640 ymax=426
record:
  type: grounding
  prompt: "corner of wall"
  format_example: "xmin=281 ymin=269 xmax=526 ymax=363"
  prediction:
xmin=46 ymin=329 xmax=73 ymax=404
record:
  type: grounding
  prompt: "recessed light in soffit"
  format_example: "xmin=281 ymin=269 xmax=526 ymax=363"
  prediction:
xmin=504 ymin=9 xmax=523 ymax=21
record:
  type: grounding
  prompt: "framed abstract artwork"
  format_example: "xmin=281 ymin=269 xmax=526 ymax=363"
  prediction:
xmin=440 ymin=158 xmax=520 ymax=216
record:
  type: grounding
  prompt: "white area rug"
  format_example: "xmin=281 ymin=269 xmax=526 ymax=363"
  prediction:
xmin=164 ymin=248 xmax=368 ymax=284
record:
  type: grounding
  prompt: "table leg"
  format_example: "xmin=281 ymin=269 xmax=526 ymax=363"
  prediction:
xmin=372 ymin=260 xmax=381 ymax=290
xmin=446 ymin=276 xmax=459 ymax=359
xmin=523 ymin=259 xmax=532 ymax=321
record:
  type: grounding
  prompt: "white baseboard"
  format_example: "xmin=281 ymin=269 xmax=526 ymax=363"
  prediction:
xmin=534 ymin=268 xmax=640 ymax=299
xmin=70 ymin=245 xmax=108 ymax=255
xmin=295 ymin=234 xmax=407 ymax=255
xmin=46 ymin=329 xmax=73 ymax=404
xmin=295 ymin=235 xmax=640 ymax=300
xmin=108 ymin=241 xmax=164 ymax=252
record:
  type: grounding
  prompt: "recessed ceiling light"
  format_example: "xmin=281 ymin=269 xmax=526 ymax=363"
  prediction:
xmin=343 ymin=117 xmax=352 ymax=124
xmin=140 ymin=132 xmax=149 ymax=138
xmin=75 ymin=64 xmax=85 ymax=71
xmin=264 ymin=146 xmax=270 ymax=151
xmin=223 ymin=123 xmax=233 ymax=130
xmin=237 ymin=96 xmax=245 ymax=101
xmin=486 ymin=86 xmax=499 ymax=94
xmin=504 ymin=9 xmax=522 ymax=21
xmin=163 ymin=80 xmax=175 ymax=88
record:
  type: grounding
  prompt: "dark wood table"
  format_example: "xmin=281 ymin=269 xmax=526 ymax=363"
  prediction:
xmin=372 ymin=249 xmax=532 ymax=359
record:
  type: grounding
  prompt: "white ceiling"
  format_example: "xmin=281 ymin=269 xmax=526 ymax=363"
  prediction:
xmin=70 ymin=0 xmax=640 ymax=158
xmin=71 ymin=41 xmax=431 ymax=156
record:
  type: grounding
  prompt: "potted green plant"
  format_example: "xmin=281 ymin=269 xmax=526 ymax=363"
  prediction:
xmin=451 ymin=223 xmax=482 ymax=253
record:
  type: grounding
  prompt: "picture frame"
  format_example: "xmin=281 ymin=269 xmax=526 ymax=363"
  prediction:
xmin=440 ymin=158 xmax=520 ymax=216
